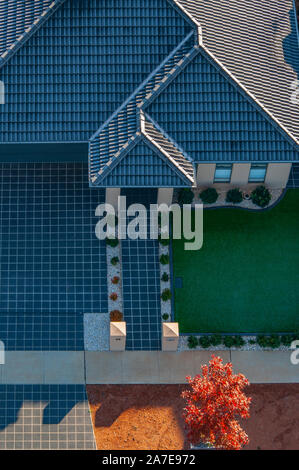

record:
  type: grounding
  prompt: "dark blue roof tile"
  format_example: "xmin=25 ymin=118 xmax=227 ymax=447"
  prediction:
xmin=0 ymin=0 xmax=191 ymax=143
xmin=100 ymin=139 xmax=192 ymax=187
xmin=147 ymin=48 xmax=299 ymax=162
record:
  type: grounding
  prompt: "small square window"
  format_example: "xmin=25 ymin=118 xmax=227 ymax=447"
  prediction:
xmin=214 ymin=164 xmax=232 ymax=183
xmin=249 ymin=164 xmax=267 ymax=182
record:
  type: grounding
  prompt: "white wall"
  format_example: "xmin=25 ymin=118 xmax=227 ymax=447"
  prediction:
xmin=196 ymin=163 xmax=216 ymax=185
xmin=265 ymin=163 xmax=292 ymax=189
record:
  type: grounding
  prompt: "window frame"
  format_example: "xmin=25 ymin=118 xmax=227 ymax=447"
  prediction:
xmin=248 ymin=164 xmax=268 ymax=183
xmin=214 ymin=164 xmax=233 ymax=183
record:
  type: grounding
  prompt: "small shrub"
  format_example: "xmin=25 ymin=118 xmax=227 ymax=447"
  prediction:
xmin=161 ymin=288 xmax=172 ymax=301
xmin=111 ymin=276 xmax=120 ymax=285
xmin=199 ymin=336 xmax=212 ymax=349
xmin=233 ymin=336 xmax=245 ymax=348
xmin=110 ymin=292 xmax=118 ymax=301
xmin=256 ymin=335 xmax=267 ymax=348
xmin=249 ymin=339 xmax=256 ymax=345
xmin=200 ymin=188 xmax=219 ymax=204
xmin=222 ymin=336 xmax=245 ymax=348
xmin=106 ymin=238 xmax=119 ymax=247
xmin=256 ymin=334 xmax=280 ymax=349
xmin=251 ymin=185 xmax=271 ymax=208
xmin=110 ymin=310 xmax=123 ymax=322
xmin=161 ymin=272 xmax=169 ymax=282
xmin=188 ymin=335 xmax=198 ymax=349
xmin=226 ymin=188 xmax=243 ymax=204
xmin=223 ymin=336 xmax=235 ymax=348
xmin=210 ymin=334 xmax=222 ymax=347
xmin=268 ymin=334 xmax=281 ymax=349
xmin=111 ymin=256 xmax=119 ymax=266
xmin=178 ymin=188 xmax=194 ymax=205
xmin=160 ymin=254 xmax=170 ymax=265
xmin=162 ymin=313 xmax=169 ymax=321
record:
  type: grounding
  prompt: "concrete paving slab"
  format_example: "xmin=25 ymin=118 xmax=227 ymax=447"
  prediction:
xmin=2 ymin=352 xmax=44 ymax=384
xmin=158 ymin=351 xmax=195 ymax=383
xmin=85 ymin=352 xmax=124 ymax=384
xmin=231 ymin=351 xmax=299 ymax=383
xmin=43 ymin=352 xmax=85 ymax=384
xmin=85 ymin=351 xmax=231 ymax=384
xmin=122 ymin=352 xmax=160 ymax=383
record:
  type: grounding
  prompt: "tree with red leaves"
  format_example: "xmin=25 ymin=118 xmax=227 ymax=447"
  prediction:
xmin=182 ymin=355 xmax=251 ymax=450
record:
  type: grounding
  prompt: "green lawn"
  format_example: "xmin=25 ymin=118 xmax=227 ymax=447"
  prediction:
xmin=173 ymin=190 xmax=299 ymax=333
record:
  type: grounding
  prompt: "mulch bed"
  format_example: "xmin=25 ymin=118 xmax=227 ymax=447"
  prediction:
xmin=87 ymin=384 xmax=299 ymax=450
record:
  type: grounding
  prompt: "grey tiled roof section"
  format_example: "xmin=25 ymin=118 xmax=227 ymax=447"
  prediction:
xmin=177 ymin=0 xmax=299 ymax=145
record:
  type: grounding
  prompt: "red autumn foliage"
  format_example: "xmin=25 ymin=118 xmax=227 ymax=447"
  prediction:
xmin=111 ymin=276 xmax=120 ymax=285
xmin=110 ymin=292 xmax=118 ymax=301
xmin=182 ymin=355 xmax=251 ymax=450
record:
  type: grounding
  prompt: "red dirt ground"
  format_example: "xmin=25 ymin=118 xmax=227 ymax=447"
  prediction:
xmin=87 ymin=384 xmax=299 ymax=451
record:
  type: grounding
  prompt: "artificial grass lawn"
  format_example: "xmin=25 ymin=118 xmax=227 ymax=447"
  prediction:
xmin=173 ymin=190 xmax=299 ymax=333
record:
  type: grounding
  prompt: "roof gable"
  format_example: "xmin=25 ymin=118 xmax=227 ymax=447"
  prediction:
xmin=177 ymin=0 xmax=299 ymax=144
xmin=147 ymin=47 xmax=299 ymax=162
xmin=98 ymin=138 xmax=192 ymax=187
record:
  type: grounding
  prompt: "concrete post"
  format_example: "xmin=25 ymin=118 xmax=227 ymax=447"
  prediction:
xmin=162 ymin=322 xmax=179 ymax=352
xmin=110 ymin=322 xmax=126 ymax=351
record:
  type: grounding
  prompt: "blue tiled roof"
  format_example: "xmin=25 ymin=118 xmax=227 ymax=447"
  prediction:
xmin=147 ymin=48 xmax=299 ymax=163
xmin=0 ymin=0 xmax=192 ymax=143
xmin=0 ymin=0 xmax=298 ymax=187
xmin=0 ymin=0 xmax=52 ymax=57
xmin=101 ymin=138 xmax=192 ymax=187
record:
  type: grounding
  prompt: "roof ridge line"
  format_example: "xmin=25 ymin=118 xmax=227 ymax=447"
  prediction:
xmin=175 ymin=1 xmax=298 ymax=147
xmin=172 ymin=0 xmax=202 ymax=45
xmin=143 ymin=111 xmax=193 ymax=164
xmin=91 ymin=133 xmax=142 ymax=186
xmin=0 ymin=0 xmax=66 ymax=69
xmin=140 ymin=111 xmax=194 ymax=184
xmin=89 ymin=31 xmax=195 ymax=142
xmin=200 ymin=42 xmax=299 ymax=147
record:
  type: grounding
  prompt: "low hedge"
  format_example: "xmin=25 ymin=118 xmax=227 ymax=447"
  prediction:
xmin=187 ymin=333 xmax=299 ymax=349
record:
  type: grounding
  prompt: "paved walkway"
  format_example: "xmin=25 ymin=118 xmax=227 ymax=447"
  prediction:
xmin=0 ymin=350 xmax=298 ymax=384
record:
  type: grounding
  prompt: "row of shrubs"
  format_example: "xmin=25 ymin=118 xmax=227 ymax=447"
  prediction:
xmin=178 ymin=186 xmax=271 ymax=208
xmin=188 ymin=333 xmax=299 ymax=349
